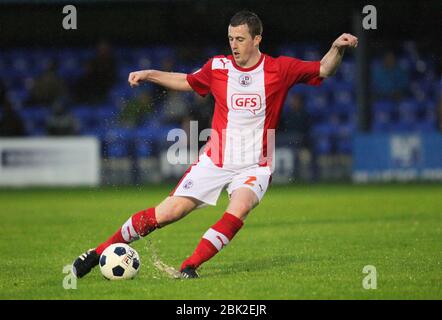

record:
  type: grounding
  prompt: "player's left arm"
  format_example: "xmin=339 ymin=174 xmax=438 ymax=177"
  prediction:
xmin=319 ymin=33 xmax=358 ymax=78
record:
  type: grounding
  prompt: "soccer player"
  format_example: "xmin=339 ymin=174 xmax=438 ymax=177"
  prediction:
xmin=72 ymin=10 xmax=357 ymax=279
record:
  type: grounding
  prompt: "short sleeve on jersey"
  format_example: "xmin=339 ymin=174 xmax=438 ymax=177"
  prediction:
xmin=187 ymin=59 xmax=213 ymax=96
xmin=279 ymin=56 xmax=323 ymax=88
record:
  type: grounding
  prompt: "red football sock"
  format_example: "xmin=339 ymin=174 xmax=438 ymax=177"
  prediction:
xmin=96 ymin=207 xmax=158 ymax=255
xmin=180 ymin=212 xmax=244 ymax=271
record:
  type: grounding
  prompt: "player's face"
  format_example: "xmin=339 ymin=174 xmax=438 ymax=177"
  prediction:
xmin=228 ymin=24 xmax=261 ymax=66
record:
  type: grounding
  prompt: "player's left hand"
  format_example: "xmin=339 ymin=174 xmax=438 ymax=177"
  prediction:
xmin=333 ymin=33 xmax=358 ymax=49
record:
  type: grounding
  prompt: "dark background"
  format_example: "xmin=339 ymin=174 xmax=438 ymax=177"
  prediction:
xmin=0 ymin=0 xmax=441 ymax=183
xmin=1 ymin=0 xmax=440 ymax=54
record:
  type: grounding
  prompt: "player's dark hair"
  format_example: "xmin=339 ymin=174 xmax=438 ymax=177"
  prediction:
xmin=230 ymin=10 xmax=263 ymax=38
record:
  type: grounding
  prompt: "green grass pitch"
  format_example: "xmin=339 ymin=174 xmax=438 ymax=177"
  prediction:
xmin=0 ymin=183 xmax=441 ymax=299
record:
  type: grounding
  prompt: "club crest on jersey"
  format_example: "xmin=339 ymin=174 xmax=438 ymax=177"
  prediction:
xmin=239 ymin=74 xmax=252 ymax=87
xmin=231 ymin=93 xmax=262 ymax=115
xmin=183 ymin=179 xmax=194 ymax=189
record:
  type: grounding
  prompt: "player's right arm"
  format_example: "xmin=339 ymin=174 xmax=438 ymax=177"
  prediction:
xmin=128 ymin=70 xmax=193 ymax=91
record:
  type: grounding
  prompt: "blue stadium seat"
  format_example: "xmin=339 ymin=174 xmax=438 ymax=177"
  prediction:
xmin=312 ymin=122 xmax=336 ymax=154
xmin=397 ymin=55 xmax=413 ymax=72
xmin=337 ymin=137 xmax=353 ymax=154
xmin=76 ymin=48 xmax=95 ymax=61
xmin=103 ymin=127 xmax=134 ymax=159
xmin=314 ymin=136 xmax=332 ymax=155
xmin=71 ymin=106 xmax=100 ymax=132
xmin=82 ymin=127 xmax=106 ymax=140
xmin=134 ymin=127 xmax=156 ymax=157
xmin=19 ymin=107 xmax=51 ymax=136
xmin=301 ymin=44 xmax=321 ymax=61
xmin=305 ymin=90 xmax=329 ymax=118
xmin=106 ymin=141 xmax=129 ymax=159
xmin=336 ymin=59 xmax=355 ymax=83
xmin=398 ymin=98 xmax=421 ymax=114
xmin=388 ymin=121 xmax=413 ymax=132
xmin=333 ymin=87 xmax=354 ymax=106
xmin=421 ymin=99 xmax=437 ymax=115
xmin=398 ymin=100 xmax=418 ymax=128
xmin=175 ymin=63 xmax=193 ymax=74
xmin=372 ymin=122 xmax=389 ymax=133
xmin=312 ymin=122 xmax=334 ymax=139
xmin=58 ymin=56 xmax=82 ymax=79
xmin=335 ymin=122 xmax=354 ymax=154
xmin=135 ymin=142 xmax=153 ymax=158
xmin=118 ymin=65 xmax=137 ymax=82
xmin=289 ymin=84 xmax=310 ymax=96
xmin=96 ymin=106 xmax=120 ymax=129
xmin=333 ymin=102 xmax=356 ymax=116
xmin=413 ymin=121 xmax=436 ymax=132
xmin=109 ymin=84 xmax=134 ymax=106
xmin=373 ymin=100 xmax=395 ymax=113
xmin=33 ymin=57 xmax=53 ymax=75
xmin=19 ymin=107 xmax=50 ymax=121
xmin=337 ymin=122 xmax=355 ymax=136
xmin=142 ymin=122 xmax=180 ymax=149
xmin=424 ymin=108 xmax=437 ymax=124
xmin=136 ymin=56 xmax=152 ymax=70
xmin=7 ymin=89 xmax=28 ymax=107
xmin=134 ymin=126 xmax=157 ymax=138
xmin=11 ymin=57 xmax=30 ymax=75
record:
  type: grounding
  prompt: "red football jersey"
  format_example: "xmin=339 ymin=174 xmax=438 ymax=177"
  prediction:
xmin=187 ymin=53 xmax=322 ymax=168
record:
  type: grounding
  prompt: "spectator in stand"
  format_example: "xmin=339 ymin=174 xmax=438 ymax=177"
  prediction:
xmin=119 ymin=90 xmax=154 ymax=128
xmin=161 ymin=56 xmax=175 ymax=72
xmin=149 ymin=56 xmax=177 ymax=107
xmin=46 ymin=100 xmax=79 ymax=136
xmin=0 ymin=99 xmax=26 ymax=136
xmin=279 ymin=93 xmax=315 ymax=180
xmin=279 ymin=93 xmax=311 ymax=149
xmin=73 ymin=40 xmax=117 ymax=105
xmin=187 ymin=94 xmax=214 ymax=151
xmin=1 ymin=78 xmax=26 ymax=136
xmin=189 ymin=94 xmax=213 ymax=131
xmin=26 ymin=60 xmax=68 ymax=107
xmin=438 ymin=64 xmax=442 ymax=131
xmin=162 ymin=91 xmax=190 ymax=127
xmin=0 ymin=78 xmax=7 ymax=103
xmin=372 ymin=51 xmax=409 ymax=101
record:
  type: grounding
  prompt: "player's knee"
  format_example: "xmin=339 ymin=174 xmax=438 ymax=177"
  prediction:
xmin=156 ymin=198 xmax=192 ymax=225
xmin=157 ymin=206 xmax=184 ymax=224
xmin=228 ymin=201 xmax=255 ymax=218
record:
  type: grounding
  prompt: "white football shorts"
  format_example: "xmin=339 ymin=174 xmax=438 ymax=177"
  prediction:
xmin=170 ymin=153 xmax=272 ymax=207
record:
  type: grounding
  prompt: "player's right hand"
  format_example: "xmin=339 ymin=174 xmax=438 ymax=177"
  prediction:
xmin=128 ymin=70 xmax=149 ymax=87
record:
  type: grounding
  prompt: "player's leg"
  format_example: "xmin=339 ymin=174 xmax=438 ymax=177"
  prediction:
xmin=95 ymin=195 xmax=201 ymax=253
xmin=180 ymin=188 xmax=258 ymax=278
xmin=180 ymin=168 xmax=271 ymax=278
xmin=72 ymin=195 xmax=200 ymax=278
xmin=225 ymin=187 xmax=260 ymax=220
xmin=72 ymin=152 xmax=228 ymax=278
xmin=155 ymin=196 xmax=202 ymax=226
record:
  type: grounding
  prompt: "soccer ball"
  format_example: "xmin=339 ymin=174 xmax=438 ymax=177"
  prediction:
xmin=99 ymin=243 xmax=141 ymax=280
